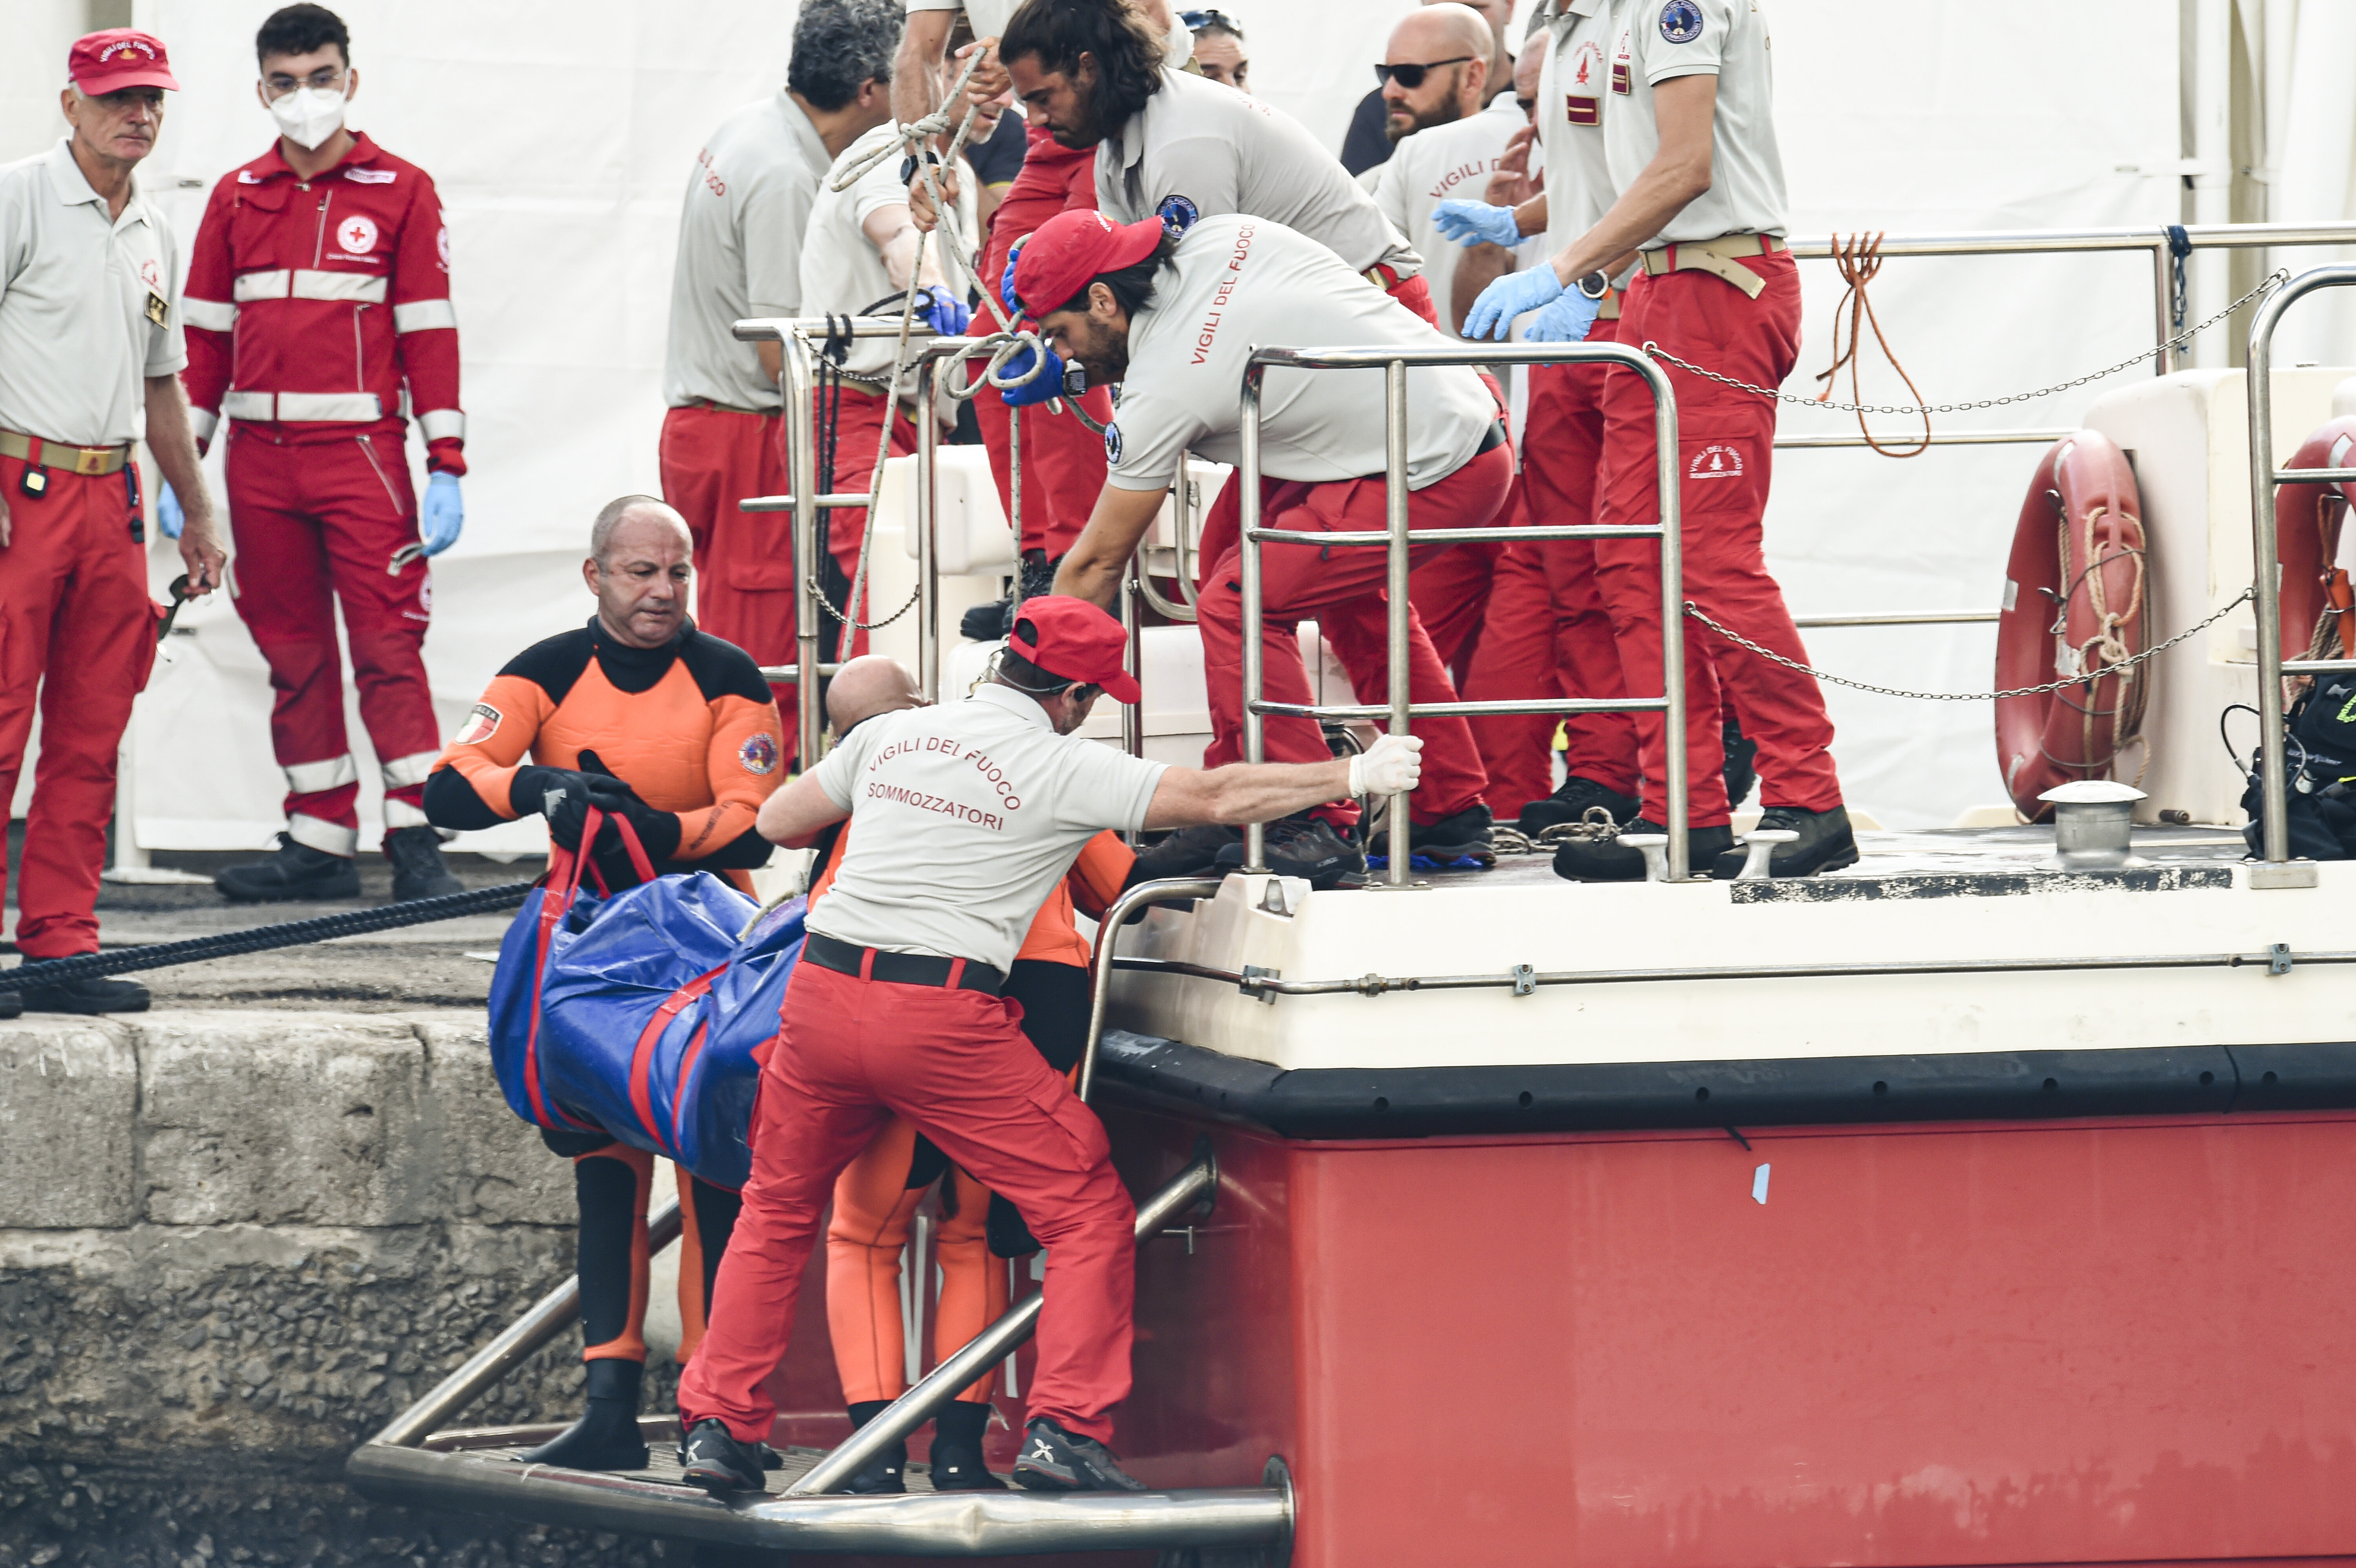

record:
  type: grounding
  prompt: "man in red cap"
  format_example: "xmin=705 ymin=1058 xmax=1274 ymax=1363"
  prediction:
xmin=1023 ymin=208 xmax=1512 ymax=885
xmin=0 ymin=29 xmax=228 ymax=1012
xmin=675 ymin=592 xmax=1423 ymax=1496
xmin=178 ymin=4 xmax=470 ymax=905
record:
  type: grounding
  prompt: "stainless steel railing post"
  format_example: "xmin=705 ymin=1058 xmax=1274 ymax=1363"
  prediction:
xmin=1383 ymin=357 xmax=1413 ymax=888
xmin=1121 ymin=552 xmax=1144 ymax=760
xmin=915 ymin=359 xmax=941 ymax=703
xmin=1078 ymin=876 xmax=1228 ymax=1104
xmin=2152 ymin=237 xmax=2178 ymax=377
xmin=1639 ymin=352 xmax=1688 ymax=879
xmin=783 ymin=328 xmax=824 ymax=769
xmin=1239 ymin=364 xmax=1269 ymax=875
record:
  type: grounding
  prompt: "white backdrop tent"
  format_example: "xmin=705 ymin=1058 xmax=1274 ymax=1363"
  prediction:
xmin=4 ymin=1 xmax=2347 ymax=852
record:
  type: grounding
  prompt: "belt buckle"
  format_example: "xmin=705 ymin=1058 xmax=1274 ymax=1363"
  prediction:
xmin=73 ymin=447 xmax=112 ymax=476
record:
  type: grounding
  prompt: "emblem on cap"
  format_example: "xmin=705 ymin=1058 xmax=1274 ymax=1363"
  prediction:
xmin=1103 ymin=422 xmax=1123 ymax=466
xmin=739 ymin=733 xmax=779 ymax=776
xmin=1659 ymin=0 xmax=1704 ymax=43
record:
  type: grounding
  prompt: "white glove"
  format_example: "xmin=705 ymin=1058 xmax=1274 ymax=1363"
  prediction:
xmin=1348 ymin=733 xmax=1424 ymax=797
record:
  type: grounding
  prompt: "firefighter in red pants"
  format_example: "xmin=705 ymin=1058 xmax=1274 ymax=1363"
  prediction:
xmin=675 ymin=595 xmax=1423 ymax=1495
xmin=1035 ymin=212 xmax=1509 ymax=887
xmin=179 ymin=5 xmax=466 ymax=903
xmin=660 ymin=0 xmax=898 ymax=726
xmin=1463 ymin=0 xmax=1849 ymax=881
xmin=896 ymin=0 xmax=1125 ymax=640
xmin=0 ymin=31 xmax=229 ymax=1014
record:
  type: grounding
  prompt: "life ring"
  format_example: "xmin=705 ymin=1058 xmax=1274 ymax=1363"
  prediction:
xmin=2273 ymin=417 xmax=2356 ymax=665
xmin=1994 ymin=430 xmax=2149 ymax=821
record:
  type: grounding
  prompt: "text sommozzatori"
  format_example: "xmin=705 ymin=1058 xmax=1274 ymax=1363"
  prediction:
xmin=865 ymin=733 xmax=1026 ymax=830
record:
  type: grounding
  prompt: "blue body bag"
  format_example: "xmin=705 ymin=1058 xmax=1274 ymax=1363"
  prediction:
xmin=486 ymin=843 xmax=805 ymax=1191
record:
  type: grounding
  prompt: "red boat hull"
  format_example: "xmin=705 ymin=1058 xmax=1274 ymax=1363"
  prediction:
xmin=1110 ymin=1105 xmax=2356 ymax=1568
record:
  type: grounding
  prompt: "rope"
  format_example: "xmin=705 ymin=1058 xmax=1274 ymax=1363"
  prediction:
xmin=1811 ymin=233 xmax=1929 ymax=457
xmin=1646 ymin=268 xmax=2286 ymax=416
xmin=0 ymin=881 xmax=536 ymax=995
xmin=1489 ymin=809 xmax=1625 ymax=856
xmin=2047 ymin=502 xmax=2149 ymax=775
xmin=1681 ymin=588 xmax=2250 ymax=702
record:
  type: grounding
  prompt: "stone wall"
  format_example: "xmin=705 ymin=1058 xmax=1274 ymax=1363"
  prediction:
xmin=0 ymin=1011 xmax=687 ymax=1568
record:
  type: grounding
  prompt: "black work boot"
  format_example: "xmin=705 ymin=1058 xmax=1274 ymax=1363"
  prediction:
xmin=1550 ymin=818 xmax=1735 ymax=882
xmin=1404 ymin=802 xmax=1495 ymax=866
xmin=15 ymin=972 xmax=149 ymax=1015
xmin=1215 ymin=813 xmax=1364 ymax=888
xmin=1710 ymin=804 xmax=1859 ymax=880
xmin=679 ymin=1417 xmax=768 ymax=1495
xmin=1011 ymin=1416 xmax=1147 ymax=1493
xmin=836 ymin=1400 xmax=908 ymax=1494
xmin=383 ymin=824 xmax=465 ymax=902
xmin=1133 ymin=822 xmax=1242 ymax=880
xmin=1517 ymin=775 xmax=1641 ymax=835
xmin=214 ymin=833 xmax=361 ymax=902
xmin=960 ymin=551 xmax=1064 ymax=641
xmin=929 ymin=1399 xmax=1006 ymax=1491
xmin=1722 ymin=719 xmax=1760 ymax=809
xmin=518 ymin=1358 xmax=648 ymax=1471
xmin=960 ymin=588 xmax=1014 ymax=642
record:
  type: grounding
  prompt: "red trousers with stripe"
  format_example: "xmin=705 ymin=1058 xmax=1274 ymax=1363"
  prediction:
xmin=679 ymin=959 xmax=1136 ymax=1446
xmin=225 ymin=424 xmax=439 ymax=854
xmin=1593 ymin=254 xmax=1840 ymax=826
xmin=1194 ymin=442 xmax=1513 ymax=824
xmin=660 ymin=403 xmax=799 ymax=715
xmin=0 ymin=458 xmax=156 ymax=958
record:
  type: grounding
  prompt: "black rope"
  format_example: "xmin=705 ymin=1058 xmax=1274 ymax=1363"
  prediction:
xmin=0 ymin=880 xmax=536 ymax=995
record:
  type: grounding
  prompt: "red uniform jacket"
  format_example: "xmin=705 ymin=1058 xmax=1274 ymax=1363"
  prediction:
xmin=181 ymin=133 xmax=466 ymax=475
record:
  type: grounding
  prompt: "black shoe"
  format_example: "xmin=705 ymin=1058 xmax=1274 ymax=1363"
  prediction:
xmin=1549 ymin=818 xmax=1736 ymax=882
xmin=1134 ymin=822 xmax=1242 ymax=880
xmin=679 ymin=1417 xmax=768 ymax=1495
xmin=1517 ymin=775 xmax=1641 ymax=835
xmin=518 ymin=1359 xmax=648 ymax=1471
xmin=383 ymin=825 xmax=464 ymax=902
xmin=1214 ymin=814 xmax=1365 ymax=889
xmin=1403 ymin=802 xmax=1494 ymax=866
xmin=14 ymin=972 xmax=149 ymax=1015
xmin=928 ymin=1400 xmax=1006 ymax=1491
xmin=214 ymin=833 xmax=360 ymax=902
xmin=1710 ymin=804 xmax=1858 ymax=880
xmin=1012 ymin=550 xmax=1061 ymax=618
xmin=836 ymin=1400 xmax=907 ymax=1494
xmin=1010 ymin=1416 xmax=1146 ymax=1493
xmin=1722 ymin=719 xmax=1759 ymax=810
xmin=960 ymin=592 xmax=1013 ymax=642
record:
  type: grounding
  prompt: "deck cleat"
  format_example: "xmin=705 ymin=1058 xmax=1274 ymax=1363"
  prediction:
xmin=1010 ymin=1416 xmax=1147 ymax=1493
xmin=1551 ymin=819 xmax=1734 ymax=881
xmin=1710 ymin=804 xmax=1858 ymax=879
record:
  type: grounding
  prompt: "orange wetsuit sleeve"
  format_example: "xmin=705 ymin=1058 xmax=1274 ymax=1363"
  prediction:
xmin=673 ymin=691 xmax=786 ymax=862
xmin=1065 ymin=831 xmax=1137 ymax=921
xmin=432 ymin=671 xmax=555 ymax=820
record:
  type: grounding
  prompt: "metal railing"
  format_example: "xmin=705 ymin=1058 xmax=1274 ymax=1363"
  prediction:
xmin=1239 ymin=341 xmax=1688 ymax=881
xmin=2244 ymin=263 xmax=2356 ymax=885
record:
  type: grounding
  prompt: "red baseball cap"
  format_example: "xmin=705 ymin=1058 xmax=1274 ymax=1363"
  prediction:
xmin=70 ymin=30 xmax=180 ymax=95
xmin=1012 ymin=209 xmax=1165 ymax=320
xmin=1009 ymin=596 xmax=1140 ymax=705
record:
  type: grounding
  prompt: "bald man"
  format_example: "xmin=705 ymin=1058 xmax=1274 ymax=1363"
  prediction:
xmin=1342 ymin=0 xmax=1514 ymax=175
xmin=797 ymin=652 xmax=1139 ymax=1494
xmin=424 ymin=494 xmax=786 ymax=894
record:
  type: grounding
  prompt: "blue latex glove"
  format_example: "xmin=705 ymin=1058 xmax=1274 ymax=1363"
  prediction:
xmin=1462 ymin=265 xmax=1568 ymax=341
xmin=916 ymin=286 xmax=970 ymax=338
xmin=155 ymin=481 xmax=184 ymax=539
xmin=998 ymin=342 xmax=1067 ymax=408
xmin=1524 ymin=288 xmax=1603 ymax=344
xmin=1432 ymin=199 xmax=1524 ymax=249
xmin=1000 ymin=245 xmax=1025 ymax=318
xmin=421 ymin=471 xmax=463 ymax=557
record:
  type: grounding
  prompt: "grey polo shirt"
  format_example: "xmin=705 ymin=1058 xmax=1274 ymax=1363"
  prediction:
xmin=663 ymin=92 xmax=832 ymax=412
xmin=807 ymin=683 xmax=1169 ymax=970
xmin=1096 ymin=69 xmax=1421 ymax=280
xmin=0 ymin=139 xmax=184 ymax=448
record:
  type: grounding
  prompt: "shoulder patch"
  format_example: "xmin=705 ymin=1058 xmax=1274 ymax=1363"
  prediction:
xmin=680 ymin=630 xmax=780 ymax=706
xmin=1104 ymin=421 xmax=1123 ymax=466
xmin=1659 ymin=0 xmax=1705 ymax=43
xmin=237 ymin=170 xmax=263 ymax=185
xmin=498 ymin=625 xmax=597 ymax=707
xmin=453 ymin=702 xmax=501 ymax=745
xmin=1157 ymin=194 xmax=1199 ymax=239
xmin=738 ymin=733 xmax=780 ymax=776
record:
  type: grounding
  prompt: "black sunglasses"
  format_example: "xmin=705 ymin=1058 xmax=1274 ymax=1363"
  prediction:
xmin=1182 ymin=8 xmax=1243 ymax=35
xmin=1374 ymin=55 xmax=1474 ymax=89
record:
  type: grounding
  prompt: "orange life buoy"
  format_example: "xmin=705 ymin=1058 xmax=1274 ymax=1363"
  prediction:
xmin=1994 ymin=430 xmax=2148 ymax=821
xmin=2274 ymin=417 xmax=2356 ymax=665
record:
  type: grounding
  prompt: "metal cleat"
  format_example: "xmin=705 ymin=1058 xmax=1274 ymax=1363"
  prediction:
xmin=1736 ymin=829 xmax=1800 ymax=880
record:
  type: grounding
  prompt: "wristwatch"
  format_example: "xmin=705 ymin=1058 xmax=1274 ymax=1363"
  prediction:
xmin=1574 ymin=271 xmax=1609 ymax=300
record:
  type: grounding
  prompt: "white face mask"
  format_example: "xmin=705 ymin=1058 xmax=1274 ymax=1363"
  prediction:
xmin=269 ymin=84 xmax=347 ymax=150
xmin=1163 ymin=13 xmax=1195 ymax=66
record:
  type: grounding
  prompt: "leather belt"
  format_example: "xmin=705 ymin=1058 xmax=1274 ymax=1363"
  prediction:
xmin=805 ymin=931 xmax=1004 ymax=996
xmin=1637 ymin=232 xmax=1786 ymax=300
xmin=0 ymin=429 xmax=130 ymax=476
xmin=683 ymin=397 xmax=780 ymax=417
xmin=1474 ymin=418 xmax=1509 ymax=457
